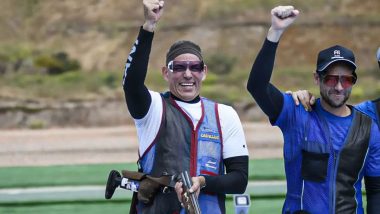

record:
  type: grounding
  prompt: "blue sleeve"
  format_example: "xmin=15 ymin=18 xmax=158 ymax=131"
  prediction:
xmin=364 ymin=123 xmax=380 ymax=177
xmin=274 ymin=94 xmax=310 ymax=162
xmin=363 ymin=100 xmax=380 ymax=213
xmin=355 ymin=101 xmax=377 ymax=123
xmin=274 ymin=93 xmax=299 ymax=131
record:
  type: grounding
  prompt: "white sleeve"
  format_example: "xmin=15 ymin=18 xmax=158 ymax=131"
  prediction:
xmin=134 ymin=91 xmax=163 ymax=155
xmin=218 ymin=104 xmax=249 ymax=159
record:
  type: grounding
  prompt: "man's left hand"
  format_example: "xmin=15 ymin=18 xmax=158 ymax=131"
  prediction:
xmin=175 ymin=176 xmax=205 ymax=205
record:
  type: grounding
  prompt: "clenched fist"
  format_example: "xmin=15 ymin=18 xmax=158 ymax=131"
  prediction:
xmin=267 ymin=5 xmax=300 ymax=42
xmin=270 ymin=6 xmax=299 ymax=31
xmin=143 ymin=0 xmax=164 ymax=32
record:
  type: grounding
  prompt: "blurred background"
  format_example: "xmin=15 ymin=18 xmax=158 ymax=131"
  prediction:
xmin=0 ymin=0 xmax=379 ymax=213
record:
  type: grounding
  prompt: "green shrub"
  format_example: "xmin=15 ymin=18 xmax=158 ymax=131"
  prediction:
xmin=206 ymin=53 xmax=236 ymax=75
xmin=28 ymin=120 xmax=45 ymax=129
xmin=0 ymin=45 xmax=32 ymax=63
xmin=202 ymin=72 xmax=219 ymax=85
xmin=34 ymin=52 xmax=81 ymax=75
xmin=100 ymin=72 xmax=119 ymax=89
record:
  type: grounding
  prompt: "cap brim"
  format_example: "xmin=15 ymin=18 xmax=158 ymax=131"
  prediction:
xmin=317 ymin=59 xmax=357 ymax=72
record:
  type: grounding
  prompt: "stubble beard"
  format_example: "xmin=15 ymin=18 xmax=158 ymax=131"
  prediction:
xmin=320 ymin=89 xmax=350 ymax=108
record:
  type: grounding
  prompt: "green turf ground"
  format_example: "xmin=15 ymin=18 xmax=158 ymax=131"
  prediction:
xmin=0 ymin=159 xmax=285 ymax=213
xmin=0 ymin=159 xmax=285 ymax=188
xmin=0 ymin=158 xmax=369 ymax=213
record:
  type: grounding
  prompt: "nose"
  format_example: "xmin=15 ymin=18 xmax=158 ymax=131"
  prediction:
xmin=334 ymin=79 xmax=344 ymax=91
xmin=183 ymin=68 xmax=192 ymax=78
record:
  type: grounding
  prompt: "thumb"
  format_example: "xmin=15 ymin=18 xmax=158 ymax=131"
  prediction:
xmin=159 ymin=1 xmax=164 ymax=7
xmin=310 ymin=95 xmax=316 ymax=105
xmin=292 ymin=9 xmax=300 ymax=17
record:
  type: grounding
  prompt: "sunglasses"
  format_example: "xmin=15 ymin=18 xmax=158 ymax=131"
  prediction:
xmin=321 ymin=74 xmax=357 ymax=89
xmin=167 ymin=60 xmax=204 ymax=73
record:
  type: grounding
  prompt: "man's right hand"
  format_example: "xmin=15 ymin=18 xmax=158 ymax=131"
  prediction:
xmin=267 ymin=6 xmax=299 ymax=42
xmin=143 ymin=0 xmax=164 ymax=32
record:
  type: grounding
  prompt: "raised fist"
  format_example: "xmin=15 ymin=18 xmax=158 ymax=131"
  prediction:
xmin=270 ymin=6 xmax=299 ymax=31
xmin=143 ymin=0 xmax=164 ymax=23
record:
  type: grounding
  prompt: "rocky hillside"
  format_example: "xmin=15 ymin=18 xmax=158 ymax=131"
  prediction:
xmin=0 ymin=0 xmax=379 ymax=128
xmin=1 ymin=0 xmax=379 ymax=71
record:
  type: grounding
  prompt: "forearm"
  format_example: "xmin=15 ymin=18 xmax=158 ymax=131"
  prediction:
xmin=365 ymin=176 xmax=380 ymax=214
xmin=122 ymin=27 xmax=153 ymax=119
xmin=267 ymin=27 xmax=284 ymax=43
xmin=246 ymin=39 xmax=284 ymax=122
xmin=203 ymin=156 xmax=248 ymax=194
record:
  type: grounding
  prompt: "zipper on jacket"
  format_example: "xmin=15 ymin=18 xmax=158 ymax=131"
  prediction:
xmin=301 ymin=180 xmax=305 ymax=210
xmin=190 ymin=130 xmax=198 ymax=177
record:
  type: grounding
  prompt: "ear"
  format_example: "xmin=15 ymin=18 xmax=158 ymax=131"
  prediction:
xmin=313 ymin=72 xmax=320 ymax=86
xmin=162 ymin=66 xmax=169 ymax=82
xmin=201 ymin=65 xmax=208 ymax=81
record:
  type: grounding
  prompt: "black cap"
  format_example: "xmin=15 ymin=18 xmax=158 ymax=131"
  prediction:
xmin=166 ymin=40 xmax=203 ymax=65
xmin=316 ymin=45 xmax=357 ymax=77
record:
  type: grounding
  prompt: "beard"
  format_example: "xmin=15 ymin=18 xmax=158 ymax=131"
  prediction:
xmin=320 ymin=89 xmax=351 ymax=108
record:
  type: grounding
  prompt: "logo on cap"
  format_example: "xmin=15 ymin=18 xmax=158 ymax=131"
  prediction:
xmin=332 ymin=50 xmax=343 ymax=59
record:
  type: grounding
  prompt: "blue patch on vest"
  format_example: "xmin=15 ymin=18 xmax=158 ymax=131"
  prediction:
xmin=199 ymin=156 xmax=219 ymax=173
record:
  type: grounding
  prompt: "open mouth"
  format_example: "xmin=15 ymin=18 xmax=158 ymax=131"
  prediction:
xmin=180 ymin=82 xmax=195 ymax=87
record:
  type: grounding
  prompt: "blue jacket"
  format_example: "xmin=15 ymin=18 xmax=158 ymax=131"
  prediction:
xmin=276 ymin=96 xmax=372 ymax=214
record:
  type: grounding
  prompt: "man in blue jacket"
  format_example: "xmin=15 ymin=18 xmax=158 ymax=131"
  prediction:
xmin=246 ymin=6 xmax=380 ymax=214
xmin=290 ymin=47 xmax=380 ymax=213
